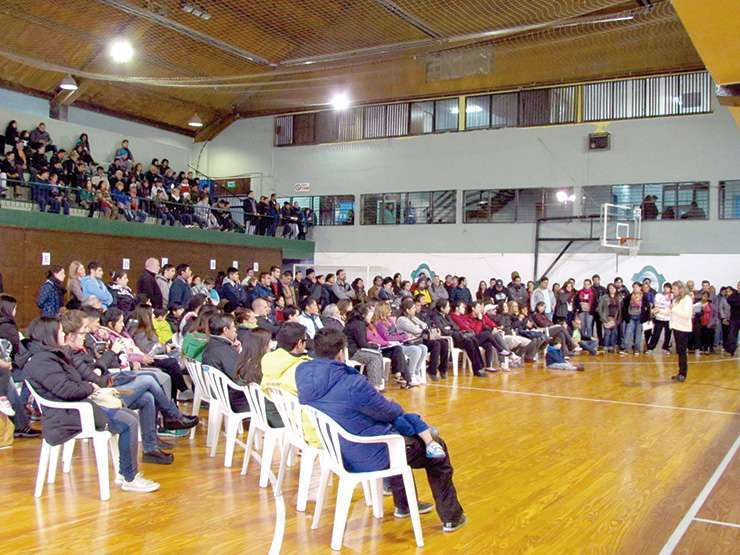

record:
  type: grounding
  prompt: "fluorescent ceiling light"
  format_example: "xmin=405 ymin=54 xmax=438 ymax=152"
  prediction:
xmin=109 ymin=39 xmax=134 ymax=63
xmin=188 ymin=114 xmax=204 ymax=128
xmin=330 ymin=92 xmax=350 ymax=111
xmin=59 ymin=74 xmax=78 ymax=91
xmin=557 ymin=14 xmax=634 ymax=29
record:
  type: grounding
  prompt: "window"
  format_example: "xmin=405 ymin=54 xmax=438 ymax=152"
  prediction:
xmin=274 ymin=115 xmax=293 ymax=146
xmin=274 ymin=195 xmax=354 ymax=226
xmin=410 ymin=101 xmax=434 ymax=134
xmin=364 ymin=105 xmax=386 ymax=139
xmin=361 ymin=191 xmax=456 ymax=225
xmin=463 ymin=188 xmax=542 ymax=223
xmin=490 ymin=92 xmax=518 ymax=129
xmin=719 ymin=180 xmax=740 ymax=219
xmin=338 ymin=107 xmax=363 ymax=142
xmin=434 ymin=98 xmax=459 ymax=132
xmin=581 ymin=182 xmax=710 ymax=221
xmin=465 ymin=95 xmax=491 ymax=129
xmin=386 ymin=103 xmax=409 ymax=136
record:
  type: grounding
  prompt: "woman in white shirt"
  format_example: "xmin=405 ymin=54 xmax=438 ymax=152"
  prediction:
xmin=669 ymin=281 xmax=693 ymax=382
xmin=647 ymin=282 xmax=673 ymax=353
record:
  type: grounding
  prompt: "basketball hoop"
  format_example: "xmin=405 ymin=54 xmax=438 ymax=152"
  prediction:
xmin=619 ymin=236 xmax=640 ymax=257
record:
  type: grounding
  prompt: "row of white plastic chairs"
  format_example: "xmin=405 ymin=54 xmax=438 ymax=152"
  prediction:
xmin=26 ymin=359 xmax=424 ymax=550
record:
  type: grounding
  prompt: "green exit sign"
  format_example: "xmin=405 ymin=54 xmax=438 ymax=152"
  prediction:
xmin=225 ymin=181 xmax=237 ymax=189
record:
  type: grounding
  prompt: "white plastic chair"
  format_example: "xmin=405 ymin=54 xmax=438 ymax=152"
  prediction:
xmin=241 ymin=383 xmax=285 ymax=489
xmin=202 ymin=365 xmax=252 ymax=468
xmin=183 ymin=358 xmax=218 ymax=445
xmin=26 ymin=381 xmax=115 ymax=501
xmin=265 ymin=387 xmax=321 ymax=511
xmin=302 ymin=404 xmax=424 ymax=551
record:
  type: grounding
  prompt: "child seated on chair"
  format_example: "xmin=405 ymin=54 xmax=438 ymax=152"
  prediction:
xmin=545 ymin=337 xmax=584 ymax=371
xmin=391 ymin=412 xmax=445 ymax=459
xmin=153 ymin=309 xmax=173 ymax=345
xmin=571 ymin=317 xmax=599 ymax=356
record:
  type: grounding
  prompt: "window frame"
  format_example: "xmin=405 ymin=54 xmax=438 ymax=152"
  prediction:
xmin=360 ymin=190 xmax=457 ymax=225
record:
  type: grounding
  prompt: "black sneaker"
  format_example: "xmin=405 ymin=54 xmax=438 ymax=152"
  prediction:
xmin=473 ymin=371 xmax=489 ymax=378
xmin=163 ymin=415 xmax=199 ymax=430
xmin=442 ymin=513 xmax=467 ymax=532
xmin=143 ymin=450 xmax=174 ymax=465
xmin=429 ymin=374 xmax=440 ymax=382
xmin=14 ymin=425 xmax=41 ymax=438
xmin=394 ymin=501 xmax=434 ymax=518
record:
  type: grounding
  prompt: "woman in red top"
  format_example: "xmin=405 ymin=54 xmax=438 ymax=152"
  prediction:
xmin=450 ymin=301 xmax=510 ymax=370
xmin=577 ymin=278 xmax=595 ymax=340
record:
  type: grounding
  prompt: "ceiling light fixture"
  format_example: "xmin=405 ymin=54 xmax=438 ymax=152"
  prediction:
xmin=330 ymin=93 xmax=350 ymax=111
xmin=181 ymin=1 xmax=211 ymax=20
xmin=59 ymin=74 xmax=79 ymax=91
xmin=556 ymin=190 xmax=576 ymax=203
xmin=188 ymin=114 xmax=204 ymax=128
xmin=109 ymin=39 xmax=134 ymax=63
xmin=557 ymin=14 xmax=635 ymax=29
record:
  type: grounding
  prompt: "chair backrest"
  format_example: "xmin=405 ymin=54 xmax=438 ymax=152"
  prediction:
xmin=184 ymin=358 xmax=211 ymax=401
xmin=202 ymin=365 xmax=249 ymax=416
xmin=300 ymin=404 xmax=350 ymax=474
xmin=243 ymin=383 xmax=271 ymax=428
xmin=265 ymin=387 xmax=306 ymax=447
xmin=25 ymin=380 xmax=97 ymax=437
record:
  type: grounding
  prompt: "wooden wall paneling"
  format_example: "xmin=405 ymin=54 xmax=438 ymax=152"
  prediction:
xmin=0 ymin=225 xmax=282 ymax=327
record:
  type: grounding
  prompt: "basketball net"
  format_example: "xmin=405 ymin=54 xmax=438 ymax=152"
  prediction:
xmin=619 ymin=236 xmax=640 ymax=257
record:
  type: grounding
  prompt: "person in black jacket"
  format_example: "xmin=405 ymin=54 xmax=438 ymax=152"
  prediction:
xmin=22 ymin=316 xmax=160 ymax=493
xmin=110 ymin=271 xmax=136 ymax=315
xmin=201 ymin=313 xmax=248 ymax=412
xmin=137 ymin=258 xmax=164 ymax=310
xmin=344 ymin=303 xmax=411 ymax=388
xmin=725 ymin=282 xmax=740 ymax=356
xmin=220 ymin=267 xmax=249 ymax=308
xmin=430 ymin=299 xmax=487 ymax=377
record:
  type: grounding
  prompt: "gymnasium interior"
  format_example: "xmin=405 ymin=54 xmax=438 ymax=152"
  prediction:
xmin=0 ymin=1 xmax=738 ymax=553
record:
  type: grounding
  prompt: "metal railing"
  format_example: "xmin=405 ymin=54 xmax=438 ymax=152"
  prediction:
xmin=0 ymin=178 xmax=314 ymax=240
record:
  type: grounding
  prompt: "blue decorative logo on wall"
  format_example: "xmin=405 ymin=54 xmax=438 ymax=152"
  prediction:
xmin=411 ymin=263 xmax=436 ymax=281
xmin=631 ymin=265 xmax=667 ymax=288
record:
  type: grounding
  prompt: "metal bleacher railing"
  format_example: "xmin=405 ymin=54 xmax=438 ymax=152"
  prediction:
xmin=0 ymin=178 xmax=314 ymax=240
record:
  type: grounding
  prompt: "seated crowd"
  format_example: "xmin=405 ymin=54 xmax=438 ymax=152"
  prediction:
xmin=0 ymin=120 xmax=313 ymax=239
xmin=0 ymin=258 xmax=737 ymax=532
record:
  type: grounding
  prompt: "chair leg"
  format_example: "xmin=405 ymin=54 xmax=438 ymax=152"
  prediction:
xmin=92 ymin=434 xmax=111 ymax=501
xmin=34 ymin=441 xmax=51 ymax=498
xmin=402 ymin=469 xmax=424 ymax=547
xmin=47 ymin=444 xmax=60 ymax=484
xmin=286 ymin=444 xmax=296 ymax=467
xmin=371 ymin=478 xmax=384 ymax=518
xmin=189 ymin=389 xmax=202 ymax=440
xmin=451 ymin=350 xmax=459 ymax=377
xmin=205 ymin=402 xmax=219 ymax=448
xmin=330 ymin=478 xmax=356 ymax=551
xmin=311 ymin=464 xmax=331 ymax=530
xmin=209 ymin=410 xmax=223 ymax=458
xmin=259 ymin=432 xmax=276 ymax=488
xmin=296 ymin=448 xmax=316 ymax=512
xmin=62 ymin=439 xmax=75 ymax=473
xmin=361 ymin=480 xmax=372 ymax=507
xmin=241 ymin=424 xmax=257 ymax=475
xmin=224 ymin=416 xmax=239 ymax=468
xmin=274 ymin=440 xmax=291 ymax=498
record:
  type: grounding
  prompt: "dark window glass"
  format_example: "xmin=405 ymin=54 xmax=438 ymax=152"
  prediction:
xmin=409 ymin=101 xmax=434 ymax=134
xmin=434 ymin=98 xmax=459 ymax=132
xmin=719 ymin=180 xmax=740 ymax=219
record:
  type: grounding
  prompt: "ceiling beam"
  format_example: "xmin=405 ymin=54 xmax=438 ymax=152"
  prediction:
xmin=194 ymin=112 xmax=240 ymax=143
xmin=95 ymin=0 xmax=274 ymax=66
xmin=374 ymin=0 xmax=442 ymax=39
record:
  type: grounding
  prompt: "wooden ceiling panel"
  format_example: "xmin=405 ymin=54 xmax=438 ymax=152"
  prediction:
xmin=0 ymin=0 xmax=706 ymax=133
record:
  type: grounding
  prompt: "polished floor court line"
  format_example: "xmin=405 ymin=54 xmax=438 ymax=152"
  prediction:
xmin=693 ymin=517 xmax=740 ymax=529
xmin=659 ymin=434 xmax=740 ymax=554
xmin=1 ymin=354 xmax=738 ymax=554
xmin=428 ymin=383 xmax=740 ymax=416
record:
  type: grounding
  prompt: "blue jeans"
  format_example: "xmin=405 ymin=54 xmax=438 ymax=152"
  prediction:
xmin=5 ymin=379 xmax=29 ymax=430
xmin=114 ymin=373 xmax=179 ymax=453
xmin=580 ymin=313 xmax=594 ymax=339
xmin=603 ymin=326 xmax=618 ymax=349
xmin=624 ymin=317 xmax=642 ymax=352
xmin=579 ymin=338 xmax=599 ymax=355
xmin=100 ymin=406 xmax=139 ymax=482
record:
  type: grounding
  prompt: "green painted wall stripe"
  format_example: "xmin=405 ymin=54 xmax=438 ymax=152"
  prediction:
xmin=0 ymin=208 xmax=314 ymax=260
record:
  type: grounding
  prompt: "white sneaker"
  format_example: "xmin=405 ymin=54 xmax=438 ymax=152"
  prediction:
xmin=0 ymin=397 xmax=15 ymax=417
xmin=121 ymin=473 xmax=160 ymax=493
xmin=114 ymin=474 xmax=124 ymax=486
xmin=409 ymin=378 xmax=423 ymax=386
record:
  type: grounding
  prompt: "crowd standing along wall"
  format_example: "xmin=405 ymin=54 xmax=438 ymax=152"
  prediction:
xmin=0 ymin=88 xmax=192 ymax=171
xmin=196 ymin=97 xmax=740 ymax=285
xmin=0 ymin=212 xmax=284 ymax=326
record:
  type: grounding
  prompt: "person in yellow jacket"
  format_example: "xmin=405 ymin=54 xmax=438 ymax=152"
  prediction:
xmin=260 ymin=322 xmax=317 ymax=440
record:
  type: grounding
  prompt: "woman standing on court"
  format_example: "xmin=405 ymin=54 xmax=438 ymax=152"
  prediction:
xmin=669 ymin=281 xmax=693 ymax=382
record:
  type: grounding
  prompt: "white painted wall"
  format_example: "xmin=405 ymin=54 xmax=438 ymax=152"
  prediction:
xmin=0 ymin=88 xmax=193 ymax=171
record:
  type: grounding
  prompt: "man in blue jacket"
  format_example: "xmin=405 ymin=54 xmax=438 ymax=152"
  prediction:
xmin=295 ymin=328 xmax=466 ymax=533
xmin=80 ymin=261 xmax=113 ymax=308
xmin=220 ymin=267 xmax=249 ymax=307
xmin=168 ymin=263 xmax=193 ymax=309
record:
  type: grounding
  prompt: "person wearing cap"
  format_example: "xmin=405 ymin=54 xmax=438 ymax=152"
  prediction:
xmin=490 ymin=280 xmax=508 ymax=304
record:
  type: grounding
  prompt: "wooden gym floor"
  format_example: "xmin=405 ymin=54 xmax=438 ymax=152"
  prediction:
xmin=2 ymin=352 xmax=738 ymax=554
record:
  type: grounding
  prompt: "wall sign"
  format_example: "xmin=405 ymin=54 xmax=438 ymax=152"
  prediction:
xmin=41 ymin=252 xmax=51 ymax=266
xmin=122 ymin=258 xmax=130 ymax=270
